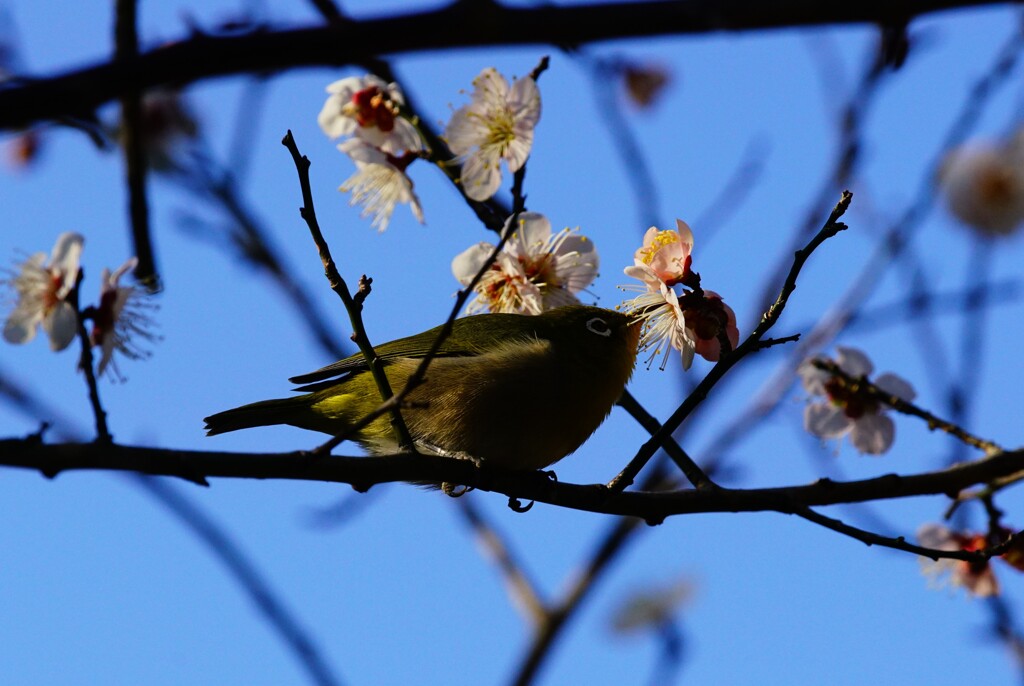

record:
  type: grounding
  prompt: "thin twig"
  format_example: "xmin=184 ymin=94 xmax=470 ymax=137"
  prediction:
xmin=796 ymin=505 xmax=1018 ymax=562
xmin=608 ymin=391 xmax=714 ymax=493
xmin=811 ymin=358 xmax=1004 ymax=455
xmin=281 ymin=130 xmax=415 ymax=452
xmin=71 ymin=271 xmax=111 ymax=443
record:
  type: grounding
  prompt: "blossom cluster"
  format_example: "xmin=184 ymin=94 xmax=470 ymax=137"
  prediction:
xmin=318 ymin=75 xmax=426 ymax=232
xmin=619 ymin=220 xmax=739 ymax=370
xmin=3 ymin=233 xmax=153 ymax=379
xmin=320 ymin=67 xmax=541 ymax=231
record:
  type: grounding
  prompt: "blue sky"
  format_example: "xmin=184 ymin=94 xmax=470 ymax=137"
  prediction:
xmin=1 ymin=1 xmax=1023 ymax=684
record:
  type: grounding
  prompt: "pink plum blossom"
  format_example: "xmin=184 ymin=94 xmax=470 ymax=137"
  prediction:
xmin=621 ymin=221 xmax=738 ymax=370
xmin=632 ymin=220 xmax=693 ymax=287
xmin=683 ymin=289 xmax=739 ymax=363
xmin=445 ymin=68 xmax=541 ymax=201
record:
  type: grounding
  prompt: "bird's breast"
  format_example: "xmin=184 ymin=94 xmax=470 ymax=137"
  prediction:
xmin=395 ymin=337 xmax=631 ymax=470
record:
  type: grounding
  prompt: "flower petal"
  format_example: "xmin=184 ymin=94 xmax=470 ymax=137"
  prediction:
xmin=473 ymin=68 xmax=511 ymax=106
xmin=804 ymin=402 xmax=852 ymax=439
xmin=461 ymin=150 xmax=503 ymax=201
xmin=874 ymin=372 xmax=917 ymax=403
xmin=508 ymin=76 xmax=541 ymax=129
xmin=797 ymin=358 xmax=831 ymax=396
xmin=850 ymin=412 xmax=895 ymax=455
xmin=503 ymin=133 xmax=534 ymax=173
xmin=451 ymin=243 xmax=495 ymax=285
xmin=318 ymin=93 xmax=357 ymax=139
xmin=3 ymin=305 xmax=41 ymax=344
xmin=43 ymin=302 xmax=78 ymax=351
xmin=835 ymin=346 xmax=873 ymax=377
xmin=673 ymin=219 xmax=694 ymax=251
xmin=917 ymin=523 xmax=958 ymax=551
xmin=444 ymin=106 xmax=486 ymax=156
xmin=506 ymin=212 xmax=552 ymax=255
xmin=552 ymin=234 xmax=599 ymax=293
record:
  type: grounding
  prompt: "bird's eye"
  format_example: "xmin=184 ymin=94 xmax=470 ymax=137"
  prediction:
xmin=586 ymin=317 xmax=612 ymax=337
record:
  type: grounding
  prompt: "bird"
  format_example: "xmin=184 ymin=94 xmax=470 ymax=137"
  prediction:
xmin=204 ymin=305 xmax=641 ymax=472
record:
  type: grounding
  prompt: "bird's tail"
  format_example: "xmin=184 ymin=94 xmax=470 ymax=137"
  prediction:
xmin=204 ymin=396 xmax=309 ymax=436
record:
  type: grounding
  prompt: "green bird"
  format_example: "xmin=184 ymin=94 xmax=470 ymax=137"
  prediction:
xmin=204 ymin=305 xmax=641 ymax=471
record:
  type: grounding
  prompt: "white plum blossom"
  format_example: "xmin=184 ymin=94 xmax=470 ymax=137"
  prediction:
xmin=3 ymin=232 xmax=83 ymax=351
xmin=89 ymin=257 xmax=156 ymax=379
xmin=799 ymin=347 xmax=916 ymax=455
xmin=917 ymin=523 xmax=999 ymax=598
xmin=318 ymin=75 xmax=423 ymax=154
xmin=940 ymin=133 xmax=1024 ymax=236
xmin=338 ymin=139 xmax=424 ymax=232
xmin=452 ymin=212 xmax=598 ymax=315
xmin=445 ymin=67 xmax=541 ymax=201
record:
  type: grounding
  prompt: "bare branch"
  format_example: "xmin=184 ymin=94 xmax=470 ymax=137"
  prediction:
xmin=281 ymin=130 xmax=415 ymax=452
xmin=0 ymin=1 xmax=1005 ymax=131
xmin=811 ymin=358 xmax=1004 ymax=455
xmin=114 ymin=0 xmax=158 ymax=291
xmin=4 ymin=439 xmax=1023 ymax=522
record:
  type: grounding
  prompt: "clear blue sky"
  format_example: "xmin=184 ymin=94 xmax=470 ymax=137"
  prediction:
xmin=1 ymin=1 xmax=1023 ymax=684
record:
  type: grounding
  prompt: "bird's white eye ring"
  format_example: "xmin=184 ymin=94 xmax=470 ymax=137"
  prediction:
xmin=586 ymin=317 xmax=612 ymax=337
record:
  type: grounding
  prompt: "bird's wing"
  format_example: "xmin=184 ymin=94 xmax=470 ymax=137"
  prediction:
xmin=288 ymin=314 xmax=546 ymax=385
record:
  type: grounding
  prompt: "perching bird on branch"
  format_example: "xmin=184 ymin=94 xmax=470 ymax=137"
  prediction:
xmin=204 ymin=305 xmax=640 ymax=471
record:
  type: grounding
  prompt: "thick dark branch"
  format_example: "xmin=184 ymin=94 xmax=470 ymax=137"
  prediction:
xmin=114 ymin=0 xmax=158 ymax=291
xmin=0 ymin=0 xmax=1005 ymax=130
xmin=3 ymin=439 xmax=1022 ymax=521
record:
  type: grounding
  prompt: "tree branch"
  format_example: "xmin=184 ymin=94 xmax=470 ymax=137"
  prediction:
xmin=3 ymin=438 xmax=1022 ymax=523
xmin=0 ymin=0 xmax=1005 ymax=131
